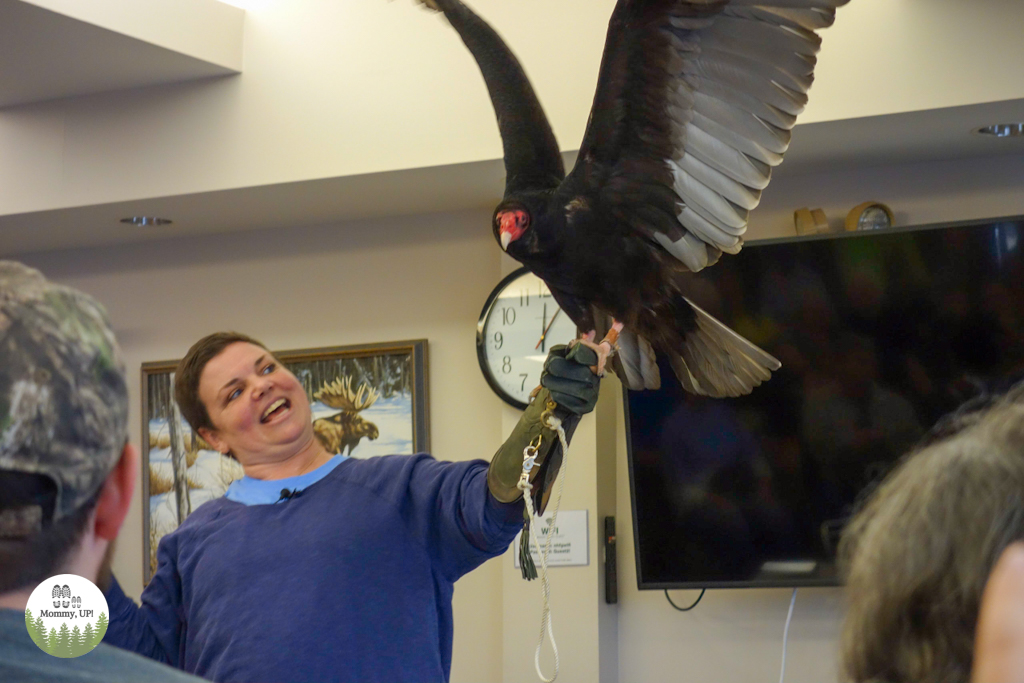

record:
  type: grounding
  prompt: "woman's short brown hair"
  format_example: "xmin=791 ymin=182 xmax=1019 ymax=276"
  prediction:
xmin=839 ymin=391 xmax=1024 ymax=683
xmin=174 ymin=331 xmax=268 ymax=435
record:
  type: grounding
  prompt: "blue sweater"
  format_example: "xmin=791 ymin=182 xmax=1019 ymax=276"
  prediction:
xmin=104 ymin=454 xmax=524 ymax=683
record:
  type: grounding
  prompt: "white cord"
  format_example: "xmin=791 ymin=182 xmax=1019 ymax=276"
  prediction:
xmin=517 ymin=415 xmax=571 ymax=683
xmin=779 ymin=587 xmax=798 ymax=683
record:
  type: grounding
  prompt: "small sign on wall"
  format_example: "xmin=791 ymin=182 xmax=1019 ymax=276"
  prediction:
xmin=513 ymin=509 xmax=589 ymax=568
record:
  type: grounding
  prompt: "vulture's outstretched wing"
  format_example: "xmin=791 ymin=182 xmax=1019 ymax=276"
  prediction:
xmin=415 ymin=0 xmax=565 ymax=195
xmin=564 ymin=0 xmax=848 ymax=272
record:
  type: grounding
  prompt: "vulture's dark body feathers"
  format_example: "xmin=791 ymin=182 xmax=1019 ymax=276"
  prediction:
xmin=413 ymin=0 xmax=850 ymax=397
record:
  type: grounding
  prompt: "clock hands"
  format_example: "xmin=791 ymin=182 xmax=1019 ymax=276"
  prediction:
xmin=538 ymin=304 xmax=547 ymax=353
xmin=535 ymin=305 xmax=562 ymax=351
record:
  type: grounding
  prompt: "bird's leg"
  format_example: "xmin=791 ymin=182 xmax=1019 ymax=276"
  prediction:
xmin=572 ymin=320 xmax=624 ymax=376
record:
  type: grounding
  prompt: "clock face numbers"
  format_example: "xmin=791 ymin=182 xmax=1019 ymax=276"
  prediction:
xmin=478 ymin=271 xmax=579 ymax=408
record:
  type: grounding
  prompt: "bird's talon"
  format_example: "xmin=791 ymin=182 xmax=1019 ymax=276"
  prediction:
xmin=574 ymin=333 xmax=614 ymax=376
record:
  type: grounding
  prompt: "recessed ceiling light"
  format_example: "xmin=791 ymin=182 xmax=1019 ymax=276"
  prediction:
xmin=975 ymin=123 xmax=1024 ymax=138
xmin=120 ymin=217 xmax=172 ymax=226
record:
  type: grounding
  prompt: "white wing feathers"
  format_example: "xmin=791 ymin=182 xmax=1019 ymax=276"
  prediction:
xmin=684 ymin=122 xmax=772 ymax=190
xmin=693 ymin=91 xmax=792 ymax=157
xmin=675 ymin=146 xmax=762 ymax=210
xmin=656 ymin=0 xmax=846 ymax=273
xmin=655 ymin=230 xmax=714 ymax=272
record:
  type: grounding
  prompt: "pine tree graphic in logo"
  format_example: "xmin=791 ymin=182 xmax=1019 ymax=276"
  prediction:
xmin=25 ymin=574 xmax=109 ymax=658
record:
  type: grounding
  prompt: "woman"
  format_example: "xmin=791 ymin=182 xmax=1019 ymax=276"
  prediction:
xmin=103 ymin=331 xmax=600 ymax=683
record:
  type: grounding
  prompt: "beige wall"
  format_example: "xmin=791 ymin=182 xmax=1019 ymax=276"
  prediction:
xmin=15 ymin=149 xmax=1024 ymax=683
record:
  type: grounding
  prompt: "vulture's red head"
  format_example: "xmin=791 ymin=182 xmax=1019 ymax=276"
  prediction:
xmin=495 ymin=208 xmax=530 ymax=251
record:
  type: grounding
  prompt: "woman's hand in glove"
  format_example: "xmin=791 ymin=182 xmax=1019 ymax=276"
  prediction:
xmin=540 ymin=343 xmax=601 ymax=415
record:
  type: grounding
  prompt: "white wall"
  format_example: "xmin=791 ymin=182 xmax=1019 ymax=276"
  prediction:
xmin=15 ymin=149 xmax=1024 ymax=683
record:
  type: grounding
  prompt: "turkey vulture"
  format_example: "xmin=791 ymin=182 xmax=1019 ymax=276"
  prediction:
xmin=410 ymin=0 xmax=849 ymax=397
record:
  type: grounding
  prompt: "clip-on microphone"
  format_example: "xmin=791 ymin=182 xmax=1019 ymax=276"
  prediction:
xmin=277 ymin=488 xmax=303 ymax=502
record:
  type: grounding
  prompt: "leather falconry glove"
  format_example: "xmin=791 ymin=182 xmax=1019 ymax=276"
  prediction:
xmin=489 ymin=342 xmax=601 ymax=579
xmin=487 ymin=342 xmax=600 ymax=513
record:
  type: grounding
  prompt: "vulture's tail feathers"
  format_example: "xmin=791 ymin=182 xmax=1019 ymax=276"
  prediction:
xmin=616 ymin=328 xmax=661 ymax=391
xmin=669 ymin=297 xmax=781 ymax=398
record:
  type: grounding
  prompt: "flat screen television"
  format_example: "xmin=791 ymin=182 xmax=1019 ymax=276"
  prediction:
xmin=625 ymin=216 xmax=1024 ymax=588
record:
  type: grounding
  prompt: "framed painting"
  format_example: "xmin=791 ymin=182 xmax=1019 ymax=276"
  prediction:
xmin=140 ymin=339 xmax=429 ymax=583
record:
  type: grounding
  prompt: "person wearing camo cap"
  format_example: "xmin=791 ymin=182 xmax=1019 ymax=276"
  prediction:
xmin=0 ymin=261 xmax=202 ymax=682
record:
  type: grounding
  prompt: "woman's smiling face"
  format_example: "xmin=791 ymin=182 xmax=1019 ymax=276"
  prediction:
xmin=197 ymin=342 xmax=314 ymax=465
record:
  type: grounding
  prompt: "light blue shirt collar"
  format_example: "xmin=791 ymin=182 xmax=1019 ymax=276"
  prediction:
xmin=225 ymin=455 xmax=347 ymax=506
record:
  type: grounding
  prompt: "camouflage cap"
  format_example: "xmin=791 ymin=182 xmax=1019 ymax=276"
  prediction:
xmin=0 ymin=261 xmax=127 ymax=535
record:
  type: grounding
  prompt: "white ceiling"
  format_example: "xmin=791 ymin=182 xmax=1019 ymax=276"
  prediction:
xmin=0 ymin=0 xmax=240 ymax=109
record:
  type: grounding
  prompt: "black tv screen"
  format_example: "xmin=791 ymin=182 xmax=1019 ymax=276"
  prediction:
xmin=626 ymin=216 xmax=1024 ymax=588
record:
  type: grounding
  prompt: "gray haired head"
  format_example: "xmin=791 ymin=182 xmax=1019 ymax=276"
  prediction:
xmin=0 ymin=261 xmax=127 ymax=536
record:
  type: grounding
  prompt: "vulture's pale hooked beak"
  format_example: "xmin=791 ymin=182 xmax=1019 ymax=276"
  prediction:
xmin=497 ymin=210 xmax=527 ymax=251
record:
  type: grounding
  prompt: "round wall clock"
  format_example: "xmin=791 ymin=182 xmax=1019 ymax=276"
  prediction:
xmin=477 ymin=268 xmax=579 ymax=409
